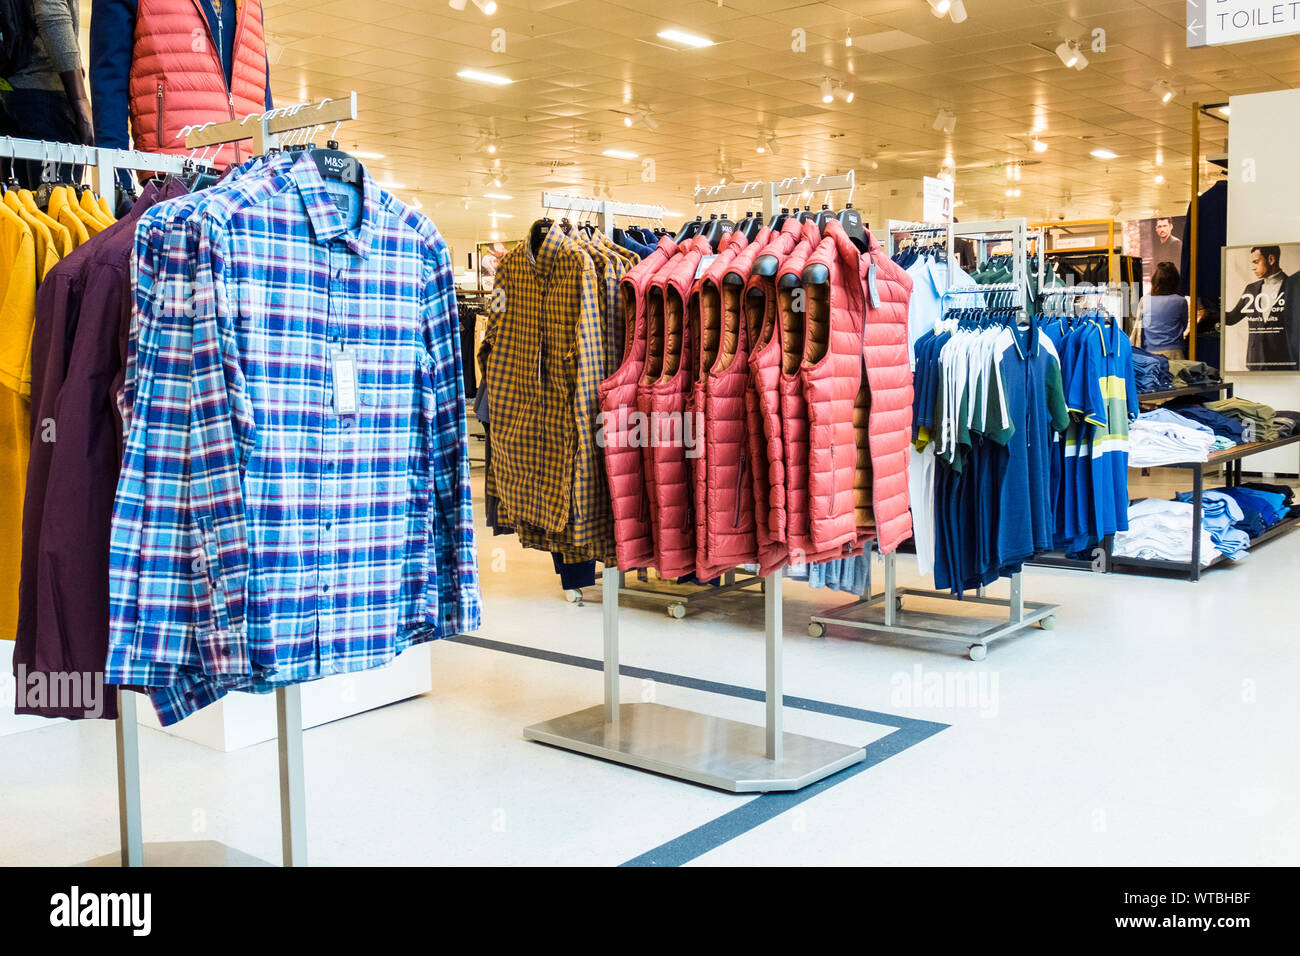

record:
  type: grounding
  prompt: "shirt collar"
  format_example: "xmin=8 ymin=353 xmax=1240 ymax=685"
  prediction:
xmin=289 ymin=150 xmax=378 ymax=259
xmin=527 ymin=219 xmax=568 ymax=279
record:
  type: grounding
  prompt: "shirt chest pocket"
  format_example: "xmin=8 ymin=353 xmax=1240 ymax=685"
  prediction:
xmin=356 ymin=344 xmax=422 ymax=411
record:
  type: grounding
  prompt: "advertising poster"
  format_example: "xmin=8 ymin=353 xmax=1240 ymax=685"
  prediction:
xmin=1221 ymin=243 xmax=1300 ymax=373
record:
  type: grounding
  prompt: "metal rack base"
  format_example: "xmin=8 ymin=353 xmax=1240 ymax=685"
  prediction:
xmin=524 ymin=702 xmax=864 ymax=793
xmin=808 ymin=554 xmax=1057 ymax=660
xmin=565 ymin=569 xmax=765 ymax=618
xmin=82 ymin=841 xmax=273 ymax=867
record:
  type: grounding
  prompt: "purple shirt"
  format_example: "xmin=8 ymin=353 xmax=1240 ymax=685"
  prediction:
xmin=13 ymin=179 xmax=185 ymax=719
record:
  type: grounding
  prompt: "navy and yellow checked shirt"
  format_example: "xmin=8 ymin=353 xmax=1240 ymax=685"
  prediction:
xmin=109 ymin=152 xmax=480 ymax=724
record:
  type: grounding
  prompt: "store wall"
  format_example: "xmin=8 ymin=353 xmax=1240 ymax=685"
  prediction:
xmin=1226 ymin=88 xmax=1300 ymax=475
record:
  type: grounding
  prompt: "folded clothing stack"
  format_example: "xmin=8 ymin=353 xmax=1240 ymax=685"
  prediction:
xmin=1112 ymin=499 xmax=1220 ymax=566
xmin=1218 ymin=484 xmax=1292 ymax=529
xmin=1167 ymin=359 xmax=1222 ymax=387
xmin=1167 ymin=402 xmax=1245 ymax=445
xmin=1205 ymin=397 xmax=1279 ymax=442
xmin=1131 ymin=347 xmax=1175 ymax=393
xmin=1129 ymin=409 xmax=1218 ymax=466
xmin=1173 ymin=490 xmax=1250 ymax=559
xmin=1273 ymin=410 xmax=1299 ymax=437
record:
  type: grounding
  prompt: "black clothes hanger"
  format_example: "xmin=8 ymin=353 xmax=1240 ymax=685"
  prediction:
xmin=798 ymin=204 xmax=816 ymax=223
xmin=742 ymin=211 xmax=765 ymax=241
xmin=310 ymin=139 xmax=361 ymax=191
xmin=675 ymin=215 xmax=704 ymax=242
xmin=530 ymin=216 xmax=553 ymax=255
xmin=815 ymin=203 xmax=836 ymax=233
xmin=770 ymin=207 xmax=791 ymax=232
xmin=703 ymin=212 xmax=735 ymax=252
xmin=837 ymin=203 xmax=867 ymax=251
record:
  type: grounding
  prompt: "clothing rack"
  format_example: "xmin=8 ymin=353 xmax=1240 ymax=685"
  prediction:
xmin=539 ymin=190 xmax=765 ymax=617
xmin=886 ymin=219 xmax=949 ymax=258
xmin=97 ymin=99 xmax=360 ymax=867
xmin=523 ymin=182 xmax=865 ymax=791
xmin=0 ymin=136 xmax=187 ymax=195
xmin=691 ymin=170 xmax=856 ymax=220
xmin=809 ymin=216 xmax=1061 ymax=660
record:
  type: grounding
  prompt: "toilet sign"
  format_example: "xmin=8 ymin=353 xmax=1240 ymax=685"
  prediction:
xmin=1188 ymin=0 xmax=1300 ymax=47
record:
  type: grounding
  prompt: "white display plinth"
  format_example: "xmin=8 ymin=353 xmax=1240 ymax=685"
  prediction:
xmin=135 ymin=644 xmax=433 ymax=751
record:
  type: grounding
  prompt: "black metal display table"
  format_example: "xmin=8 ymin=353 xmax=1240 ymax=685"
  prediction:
xmin=1111 ymin=434 xmax=1300 ymax=582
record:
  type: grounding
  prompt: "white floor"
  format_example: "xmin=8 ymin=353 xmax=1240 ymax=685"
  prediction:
xmin=2 ymin=495 xmax=1298 ymax=867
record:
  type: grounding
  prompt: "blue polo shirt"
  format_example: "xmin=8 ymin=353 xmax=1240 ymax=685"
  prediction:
xmin=994 ymin=317 xmax=1070 ymax=568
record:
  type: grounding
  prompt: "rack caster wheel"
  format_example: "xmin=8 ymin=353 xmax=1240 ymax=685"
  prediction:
xmin=968 ymin=644 xmax=987 ymax=662
xmin=564 ymin=589 xmax=583 ymax=605
xmin=808 ymin=622 xmax=826 ymax=638
xmin=667 ymin=603 xmax=687 ymax=619
xmin=895 ymin=597 xmax=905 ymax=614
xmin=1038 ymin=615 xmax=1056 ymax=630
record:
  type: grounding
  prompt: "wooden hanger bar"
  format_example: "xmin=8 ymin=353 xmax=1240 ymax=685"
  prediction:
xmin=184 ymin=92 xmax=359 ymax=153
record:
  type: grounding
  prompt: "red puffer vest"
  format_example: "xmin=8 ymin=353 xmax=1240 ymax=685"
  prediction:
xmin=777 ymin=221 xmax=845 ymax=565
xmin=641 ymin=237 xmax=710 ymax=578
xmin=855 ymin=231 xmax=915 ymax=553
xmin=690 ymin=231 xmax=760 ymax=581
xmin=599 ymin=236 xmax=679 ymax=569
xmin=129 ymin=0 xmax=269 ymax=167
xmin=800 ymin=221 xmax=868 ymax=555
xmin=742 ymin=220 xmax=803 ymax=575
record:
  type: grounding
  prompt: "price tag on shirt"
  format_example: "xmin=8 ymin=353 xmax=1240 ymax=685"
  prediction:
xmin=867 ymin=262 xmax=881 ymax=309
xmin=332 ymin=349 xmax=359 ymax=415
xmin=695 ymin=254 xmax=718 ymax=279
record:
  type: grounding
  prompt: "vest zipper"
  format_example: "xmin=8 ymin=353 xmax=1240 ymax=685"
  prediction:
xmin=156 ymin=84 xmax=166 ymax=149
xmin=229 ymin=1 xmax=249 ymax=163
xmin=734 ymin=451 xmax=747 ymax=528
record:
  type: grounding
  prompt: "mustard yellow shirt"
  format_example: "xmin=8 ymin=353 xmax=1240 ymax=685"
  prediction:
xmin=48 ymin=187 xmax=90 ymax=247
xmin=0 ymin=206 xmax=36 ymax=639
xmin=4 ymin=191 xmax=59 ymax=282
xmin=97 ymin=193 xmax=116 ymax=223
xmin=19 ymin=190 xmax=73 ymax=260
xmin=80 ymin=188 xmax=114 ymax=230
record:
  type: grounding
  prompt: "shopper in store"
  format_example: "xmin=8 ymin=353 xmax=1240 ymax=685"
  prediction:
xmin=1139 ymin=261 xmax=1190 ymax=360
xmin=0 ymin=0 xmax=94 ymax=188
xmin=1225 ymin=245 xmax=1300 ymax=371
xmin=90 ymin=0 xmax=273 ymax=170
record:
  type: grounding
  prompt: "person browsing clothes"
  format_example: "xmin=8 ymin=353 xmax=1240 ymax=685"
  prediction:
xmin=1141 ymin=261 xmax=1190 ymax=360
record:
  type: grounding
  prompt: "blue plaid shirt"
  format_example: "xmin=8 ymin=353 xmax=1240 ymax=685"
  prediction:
xmin=109 ymin=151 xmax=481 ymax=724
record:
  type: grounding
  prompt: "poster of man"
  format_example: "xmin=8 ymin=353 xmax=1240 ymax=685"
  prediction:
xmin=1222 ymin=244 xmax=1300 ymax=372
xmin=1123 ymin=215 xmax=1188 ymax=292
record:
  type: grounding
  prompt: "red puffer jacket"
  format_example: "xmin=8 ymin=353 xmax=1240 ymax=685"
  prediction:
xmin=599 ymin=236 xmax=679 ymax=569
xmin=800 ymin=221 xmax=867 ymax=554
xmin=742 ymin=220 xmax=803 ymax=575
xmin=691 ymin=230 xmax=762 ymax=581
xmin=641 ymin=237 xmax=711 ymax=578
xmin=777 ymin=221 xmax=846 ymax=565
xmin=855 ymin=231 xmax=915 ymax=553
xmin=129 ymin=0 xmax=269 ymax=167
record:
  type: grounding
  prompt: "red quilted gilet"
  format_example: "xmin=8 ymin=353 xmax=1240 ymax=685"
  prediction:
xmin=129 ymin=0 xmax=269 ymax=167
xmin=800 ymin=221 xmax=867 ymax=555
xmin=599 ymin=236 xmax=679 ymax=569
xmin=742 ymin=220 xmax=802 ymax=575
xmin=641 ymin=237 xmax=710 ymax=578
xmin=855 ymin=231 xmax=916 ymax=554
xmin=690 ymin=231 xmax=758 ymax=581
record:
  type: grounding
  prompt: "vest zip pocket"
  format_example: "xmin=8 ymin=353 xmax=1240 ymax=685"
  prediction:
xmin=156 ymin=84 xmax=166 ymax=149
xmin=734 ymin=452 xmax=748 ymax=528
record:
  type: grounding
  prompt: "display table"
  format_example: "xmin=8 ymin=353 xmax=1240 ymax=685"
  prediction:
xmin=1112 ymin=433 xmax=1300 ymax=582
xmin=1136 ymin=381 xmax=1233 ymax=405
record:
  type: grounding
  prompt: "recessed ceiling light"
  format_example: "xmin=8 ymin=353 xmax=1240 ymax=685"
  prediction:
xmin=928 ymin=0 xmax=952 ymax=17
xmin=483 ymin=192 xmax=513 ymax=200
xmin=623 ymin=116 xmax=633 ymax=127
xmin=1154 ymin=174 xmax=1165 ymax=184
xmin=1152 ymin=80 xmax=1176 ymax=105
xmin=845 ymin=30 xmax=853 ymax=48
xmin=1031 ymin=136 xmax=1048 ymax=153
xmin=602 ymin=148 xmax=639 ymax=159
xmin=820 ymin=78 xmax=834 ymax=104
xmin=657 ymin=28 xmax=714 ymax=48
xmin=1090 ymin=148 xmax=1118 ymax=160
xmin=457 ymin=69 xmax=512 ymax=85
